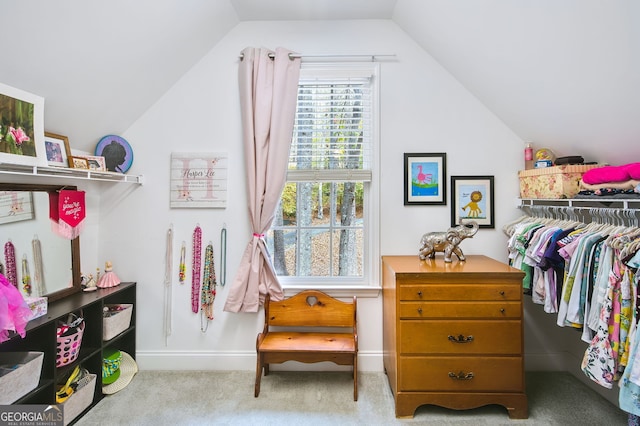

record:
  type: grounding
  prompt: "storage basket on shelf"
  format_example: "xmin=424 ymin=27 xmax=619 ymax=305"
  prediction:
xmin=103 ymin=304 xmax=133 ymax=341
xmin=518 ymin=164 xmax=600 ymax=199
xmin=0 ymin=352 xmax=44 ymax=404
xmin=62 ymin=372 xmax=96 ymax=426
xmin=56 ymin=315 xmax=85 ymax=368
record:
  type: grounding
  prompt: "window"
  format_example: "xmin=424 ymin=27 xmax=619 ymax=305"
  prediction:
xmin=265 ymin=63 xmax=379 ymax=292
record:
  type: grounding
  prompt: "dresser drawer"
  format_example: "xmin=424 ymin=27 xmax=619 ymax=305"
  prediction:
xmin=398 ymin=284 xmax=520 ymax=302
xmin=399 ymin=320 xmax=522 ymax=355
xmin=399 ymin=301 xmax=521 ymax=319
xmin=399 ymin=356 xmax=523 ymax=392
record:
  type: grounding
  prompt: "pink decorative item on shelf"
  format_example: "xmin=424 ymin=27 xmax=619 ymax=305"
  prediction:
xmin=56 ymin=322 xmax=84 ymax=367
xmin=97 ymin=261 xmax=121 ymax=288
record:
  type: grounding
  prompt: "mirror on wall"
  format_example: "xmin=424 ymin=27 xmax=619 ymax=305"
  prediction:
xmin=0 ymin=183 xmax=81 ymax=302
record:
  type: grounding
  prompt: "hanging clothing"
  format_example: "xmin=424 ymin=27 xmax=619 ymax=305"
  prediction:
xmin=581 ymin=257 xmax=621 ymax=389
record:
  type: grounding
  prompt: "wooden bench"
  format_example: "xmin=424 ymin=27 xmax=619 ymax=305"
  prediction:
xmin=254 ymin=289 xmax=358 ymax=401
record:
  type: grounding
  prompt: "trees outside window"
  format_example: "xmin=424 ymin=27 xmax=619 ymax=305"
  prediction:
xmin=266 ymin=64 xmax=378 ymax=286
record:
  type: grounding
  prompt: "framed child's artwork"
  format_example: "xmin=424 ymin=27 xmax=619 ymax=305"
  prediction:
xmin=451 ymin=175 xmax=494 ymax=228
xmin=0 ymin=83 xmax=46 ymax=167
xmin=403 ymin=152 xmax=447 ymax=205
xmin=44 ymin=132 xmax=72 ymax=167
xmin=95 ymin=134 xmax=133 ymax=173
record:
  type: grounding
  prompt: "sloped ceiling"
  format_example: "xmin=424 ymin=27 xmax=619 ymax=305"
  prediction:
xmin=0 ymin=0 xmax=239 ymax=152
xmin=394 ymin=0 xmax=640 ymax=165
xmin=1 ymin=0 xmax=638 ymax=164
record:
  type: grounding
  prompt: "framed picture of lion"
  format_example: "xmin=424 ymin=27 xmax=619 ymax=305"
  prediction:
xmin=451 ymin=175 xmax=494 ymax=228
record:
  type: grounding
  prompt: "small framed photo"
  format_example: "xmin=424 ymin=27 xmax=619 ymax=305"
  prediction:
xmin=69 ymin=156 xmax=89 ymax=170
xmin=77 ymin=155 xmax=106 ymax=171
xmin=403 ymin=152 xmax=447 ymax=205
xmin=44 ymin=132 xmax=72 ymax=167
xmin=451 ymin=175 xmax=495 ymax=228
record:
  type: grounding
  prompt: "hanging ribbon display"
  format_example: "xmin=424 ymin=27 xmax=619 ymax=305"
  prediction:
xmin=3 ymin=241 xmax=17 ymax=288
xmin=191 ymin=225 xmax=202 ymax=313
xmin=201 ymin=243 xmax=216 ymax=331
xmin=49 ymin=190 xmax=86 ymax=239
xmin=164 ymin=225 xmax=173 ymax=345
xmin=179 ymin=241 xmax=186 ymax=284
xmin=220 ymin=224 xmax=227 ymax=286
xmin=32 ymin=236 xmax=46 ymax=296
xmin=21 ymin=255 xmax=31 ymax=296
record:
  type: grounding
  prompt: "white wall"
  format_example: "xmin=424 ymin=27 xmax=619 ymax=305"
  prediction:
xmin=93 ymin=20 xmax=577 ymax=378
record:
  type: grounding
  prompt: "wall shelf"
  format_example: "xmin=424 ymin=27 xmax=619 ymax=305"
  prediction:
xmin=0 ymin=162 xmax=144 ymax=184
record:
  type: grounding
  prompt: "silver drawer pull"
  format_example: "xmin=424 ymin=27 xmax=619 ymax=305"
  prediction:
xmin=448 ymin=371 xmax=474 ymax=380
xmin=500 ymin=308 xmax=506 ymax=314
xmin=499 ymin=290 xmax=505 ymax=296
xmin=417 ymin=290 xmax=423 ymax=297
xmin=417 ymin=307 xmax=423 ymax=314
xmin=448 ymin=334 xmax=474 ymax=343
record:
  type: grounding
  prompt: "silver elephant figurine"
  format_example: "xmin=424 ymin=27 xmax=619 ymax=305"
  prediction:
xmin=418 ymin=221 xmax=479 ymax=263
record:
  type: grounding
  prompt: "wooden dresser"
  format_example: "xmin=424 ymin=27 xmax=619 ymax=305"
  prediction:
xmin=382 ymin=255 xmax=527 ymax=419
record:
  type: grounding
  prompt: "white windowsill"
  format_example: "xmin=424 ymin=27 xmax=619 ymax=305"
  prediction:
xmin=282 ymin=284 xmax=381 ymax=299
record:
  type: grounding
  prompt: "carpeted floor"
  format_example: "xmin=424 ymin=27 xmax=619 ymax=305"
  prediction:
xmin=75 ymin=370 xmax=629 ymax=425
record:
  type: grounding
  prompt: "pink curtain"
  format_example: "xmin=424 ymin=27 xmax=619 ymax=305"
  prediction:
xmin=223 ymin=47 xmax=301 ymax=313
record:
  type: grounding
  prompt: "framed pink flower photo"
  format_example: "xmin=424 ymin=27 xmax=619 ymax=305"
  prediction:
xmin=0 ymin=83 xmax=46 ymax=167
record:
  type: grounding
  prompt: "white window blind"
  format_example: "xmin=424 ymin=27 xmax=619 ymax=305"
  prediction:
xmin=287 ymin=73 xmax=372 ymax=183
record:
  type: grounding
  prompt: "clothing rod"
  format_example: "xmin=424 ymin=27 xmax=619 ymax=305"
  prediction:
xmin=518 ymin=204 xmax=640 ymax=227
xmin=238 ymin=52 xmax=396 ymax=61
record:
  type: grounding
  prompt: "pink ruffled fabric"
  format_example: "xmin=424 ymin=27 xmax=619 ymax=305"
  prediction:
xmin=0 ymin=273 xmax=32 ymax=343
xmin=582 ymin=162 xmax=640 ymax=184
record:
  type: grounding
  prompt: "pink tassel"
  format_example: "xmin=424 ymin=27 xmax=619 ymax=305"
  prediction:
xmin=56 ymin=220 xmax=85 ymax=240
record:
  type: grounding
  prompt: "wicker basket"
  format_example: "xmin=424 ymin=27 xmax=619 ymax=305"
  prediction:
xmin=0 ymin=352 xmax=44 ymax=404
xmin=62 ymin=373 xmax=96 ymax=426
xmin=56 ymin=322 xmax=85 ymax=368
xmin=103 ymin=304 xmax=133 ymax=341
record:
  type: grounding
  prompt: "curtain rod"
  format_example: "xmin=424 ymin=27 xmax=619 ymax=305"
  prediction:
xmin=238 ymin=52 xmax=396 ymax=62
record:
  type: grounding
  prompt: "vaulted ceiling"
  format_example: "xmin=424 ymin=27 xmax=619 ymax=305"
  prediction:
xmin=1 ymin=0 xmax=638 ymax=164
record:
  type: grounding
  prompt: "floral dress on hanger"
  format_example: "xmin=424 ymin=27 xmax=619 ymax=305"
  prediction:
xmin=581 ymin=256 xmax=622 ymax=389
xmin=619 ymin=252 xmax=640 ymax=416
